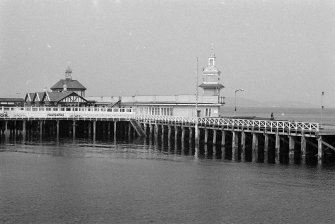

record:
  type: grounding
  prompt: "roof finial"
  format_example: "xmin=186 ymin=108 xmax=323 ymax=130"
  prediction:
xmin=65 ymin=61 xmax=72 ymax=80
xmin=210 ymin=43 xmax=215 ymax=58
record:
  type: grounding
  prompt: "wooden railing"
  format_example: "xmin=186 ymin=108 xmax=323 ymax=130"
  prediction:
xmin=135 ymin=114 xmax=320 ymax=136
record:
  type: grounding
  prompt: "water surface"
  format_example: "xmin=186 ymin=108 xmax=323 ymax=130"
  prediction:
xmin=1 ymin=138 xmax=335 ymax=224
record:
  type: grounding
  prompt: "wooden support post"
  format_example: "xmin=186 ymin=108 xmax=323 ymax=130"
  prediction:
xmin=213 ymin=130 xmax=217 ymax=156
xmin=4 ymin=120 xmax=9 ymax=141
xmin=113 ymin=121 xmax=117 ymax=141
xmin=264 ymin=134 xmax=269 ymax=164
xmin=144 ymin=123 xmax=147 ymax=136
xmin=275 ymin=134 xmax=280 ymax=164
xmin=213 ymin=130 xmax=217 ymax=145
xmin=93 ymin=121 xmax=97 ymax=142
xmin=108 ymin=122 xmax=111 ymax=137
xmin=174 ymin=126 xmax=178 ymax=141
xmin=241 ymin=132 xmax=246 ymax=162
xmin=87 ymin=121 xmax=91 ymax=138
xmin=128 ymin=123 xmax=131 ymax=139
xmin=154 ymin=124 xmax=159 ymax=143
xmin=56 ymin=120 xmax=60 ymax=140
xmin=189 ymin=127 xmax=193 ymax=146
xmin=72 ymin=120 xmax=76 ymax=139
xmin=149 ymin=123 xmax=153 ymax=138
xmin=318 ymin=136 xmax=323 ymax=165
xmin=22 ymin=120 xmax=26 ymax=141
xmin=252 ymin=133 xmax=259 ymax=162
xmin=168 ymin=126 xmax=171 ymax=142
xmin=14 ymin=121 xmax=17 ymax=139
xmin=301 ymin=135 xmax=306 ymax=160
xmin=39 ymin=120 xmax=43 ymax=140
xmin=181 ymin=127 xmax=185 ymax=154
xmin=289 ymin=136 xmax=295 ymax=164
xmin=195 ymin=123 xmax=199 ymax=146
xmin=232 ymin=131 xmax=238 ymax=161
xmin=102 ymin=122 xmax=106 ymax=138
xmin=204 ymin=129 xmax=208 ymax=144
xmin=181 ymin=127 xmax=185 ymax=143
xmin=161 ymin=125 xmax=165 ymax=143
xmin=221 ymin=130 xmax=226 ymax=159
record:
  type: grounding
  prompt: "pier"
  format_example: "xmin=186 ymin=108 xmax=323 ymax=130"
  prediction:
xmin=1 ymin=106 xmax=335 ymax=165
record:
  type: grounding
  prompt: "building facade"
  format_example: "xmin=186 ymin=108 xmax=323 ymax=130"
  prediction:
xmin=50 ymin=66 xmax=87 ymax=97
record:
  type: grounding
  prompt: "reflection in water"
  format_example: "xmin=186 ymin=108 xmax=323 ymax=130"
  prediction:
xmin=1 ymin=136 xmax=335 ymax=223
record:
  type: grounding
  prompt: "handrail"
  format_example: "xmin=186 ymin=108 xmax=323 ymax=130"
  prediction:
xmin=0 ymin=107 xmax=320 ymax=135
xmin=134 ymin=114 xmax=320 ymax=134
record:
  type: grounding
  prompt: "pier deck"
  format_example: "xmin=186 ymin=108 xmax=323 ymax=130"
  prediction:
xmin=1 ymin=106 xmax=335 ymax=164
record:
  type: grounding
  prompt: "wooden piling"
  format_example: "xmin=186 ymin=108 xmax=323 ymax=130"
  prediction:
xmin=232 ymin=131 xmax=238 ymax=161
xmin=318 ymin=136 xmax=323 ymax=165
xmin=22 ymin=120 xmax=26 ymax=141
xmin=275 ymin=134 xmax=280 ymax=164
xmin=241 ymin=132 xmax=246 ymax=162
xmin=93 ymin=120 xmax=97 ymax=141
xmin=114 ymin=121 xmax=117 ymax=140
xmin=56 ymin=120 xmax=60 ymax=140
xmin=221 ymin=130 xmax=226 ymax=159
xmin=289 ymin=136 xmax=295 ymax=164
xmin=252 ymin=133 xmax=259 ymax=162
xmin=264 ymin=134 xmax=269 ymax=164
xmin=72 ymin=120 xmax=76 ymax=139
xmin=204 ymin=129 xmax=208 ymax=144
xmin=301 ymin=135 xmax=306 ymax=161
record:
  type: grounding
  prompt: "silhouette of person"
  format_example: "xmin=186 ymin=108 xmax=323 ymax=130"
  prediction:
xmin=270 ymin=112 xmax=274 ymax=120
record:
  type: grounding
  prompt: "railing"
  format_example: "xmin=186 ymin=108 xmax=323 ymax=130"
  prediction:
xmin=0 ymin=107 xmax=320 ymax=135
xmin=135 ymin=114 xmax=320 ymax=136
xmin=0 ymin=107 xmax=134 ymax=120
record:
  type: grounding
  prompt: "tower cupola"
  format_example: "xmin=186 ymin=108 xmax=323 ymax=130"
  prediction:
xmin=199 ymin=49 xmax=224 ymax=96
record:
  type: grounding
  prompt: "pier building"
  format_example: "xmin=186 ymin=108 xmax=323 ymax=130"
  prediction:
xmin=24 ymin=66 xmax=88 ymax=107
xmin=86 ymin=50 xmax=225 ymax=117
xmin=0 ymin=98 xmax=24 ymax=107
xmin=50 ymin=66 xmax=87 ymax=97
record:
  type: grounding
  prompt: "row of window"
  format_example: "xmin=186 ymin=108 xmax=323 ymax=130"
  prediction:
xmin=138 ymin=107 xmax=173 ymax=116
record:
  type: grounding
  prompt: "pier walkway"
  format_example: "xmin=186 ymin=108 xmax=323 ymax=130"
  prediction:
xmin=1 ymin=106 xmax=335 ymax=164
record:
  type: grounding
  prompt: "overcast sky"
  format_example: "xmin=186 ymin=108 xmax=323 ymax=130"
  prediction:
xmin=1 ymin=0 xmax=334 ymax=107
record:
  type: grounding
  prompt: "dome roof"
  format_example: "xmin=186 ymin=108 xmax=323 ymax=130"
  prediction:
xmin=203 ymin=65 xmax=220 ymax=74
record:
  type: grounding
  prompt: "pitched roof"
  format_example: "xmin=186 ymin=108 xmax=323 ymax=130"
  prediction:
xmin=33 ymin=92 xmax=46 ymax=102
xmin=25 ymin=93 xmax=35 ymax=102
xmin=44 ymin=91 xmax=88 ymax=103
xmin=50 ymin=79 xmax=86 ymax=91
xmin=45 ymin=91 xmax=73 ymax=102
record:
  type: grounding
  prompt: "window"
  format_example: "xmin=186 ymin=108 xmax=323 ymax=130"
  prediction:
xmin=205 ymin=108 xmax=211 ymax=117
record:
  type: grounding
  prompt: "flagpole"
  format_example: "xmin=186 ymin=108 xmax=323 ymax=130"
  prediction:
xmin=321 ymin=91 xmax=324 ymax=128
xmin=195 ymin=57 xmax=199 ymax=149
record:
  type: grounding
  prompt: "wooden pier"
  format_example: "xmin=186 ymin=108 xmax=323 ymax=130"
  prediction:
xmin=1 ymin=106 xmax=335 ymax=164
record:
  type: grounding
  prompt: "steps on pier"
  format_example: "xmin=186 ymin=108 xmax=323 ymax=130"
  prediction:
xmin=130 ymin=119 xmax=145 ymax=137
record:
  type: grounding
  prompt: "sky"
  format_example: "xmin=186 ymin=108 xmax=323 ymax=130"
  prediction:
xmin=0 ymin=0 xmax=335 ymax=107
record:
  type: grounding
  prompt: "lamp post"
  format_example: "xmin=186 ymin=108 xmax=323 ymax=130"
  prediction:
xmin=321 ymin=91 xmax=324 ymax=128
xmin=234 ymin=89 xmax=244 ymax=117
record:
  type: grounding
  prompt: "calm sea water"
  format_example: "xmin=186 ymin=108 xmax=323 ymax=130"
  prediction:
xmin=1 ymin=107 xmax=335 ymax=224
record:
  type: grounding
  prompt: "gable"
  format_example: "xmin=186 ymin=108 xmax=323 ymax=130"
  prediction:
xmin=59 ymin=94 xmax=87 ymax=103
